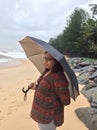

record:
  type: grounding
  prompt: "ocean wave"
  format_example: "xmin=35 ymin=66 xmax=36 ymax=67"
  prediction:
xmin=0 ymin=58 xmax=11 ymax=63
xmin=0 ymin=49 xmax=26 ymax=63
xmin=0 ymin=50 xmax=26 ymax=58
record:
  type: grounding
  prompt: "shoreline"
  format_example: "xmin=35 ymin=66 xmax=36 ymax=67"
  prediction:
xmin=0 ymin=58 xmax=27 ymax=69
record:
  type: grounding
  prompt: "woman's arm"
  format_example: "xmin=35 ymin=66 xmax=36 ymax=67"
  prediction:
xmin=54 ymin=78 xmax=71 ymax=106
xmin=28 ymin=81 xmax=38 ymax=90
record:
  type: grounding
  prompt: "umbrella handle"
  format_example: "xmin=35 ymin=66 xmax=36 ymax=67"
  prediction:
xmin=22 ymin=87 xmax=30 ymax=93
xmin=22 ymin=87 xmax=31 ymax=101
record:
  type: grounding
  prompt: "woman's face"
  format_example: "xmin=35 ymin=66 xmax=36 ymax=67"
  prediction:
xmin=44 ymin=53 xmax=55 ymax=70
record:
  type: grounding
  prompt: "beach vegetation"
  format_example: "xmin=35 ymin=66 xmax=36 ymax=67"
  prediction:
xmin=49 ymin=4 xmax=97 ymax=59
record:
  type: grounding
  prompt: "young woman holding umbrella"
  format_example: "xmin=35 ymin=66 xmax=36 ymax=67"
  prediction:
xmin=28 ymin=51 xmax=71 ymax=130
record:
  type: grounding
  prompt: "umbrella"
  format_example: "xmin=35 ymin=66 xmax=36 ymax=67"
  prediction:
xmin=19 ymin=36 xmax=79 ymax=100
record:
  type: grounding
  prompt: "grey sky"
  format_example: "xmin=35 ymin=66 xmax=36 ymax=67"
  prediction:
xmin=0 ymin=0 xmax=96 ymax=50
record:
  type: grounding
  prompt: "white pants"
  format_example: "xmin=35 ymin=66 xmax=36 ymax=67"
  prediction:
xmin=38 ymin=121 xmax=56 ymax=130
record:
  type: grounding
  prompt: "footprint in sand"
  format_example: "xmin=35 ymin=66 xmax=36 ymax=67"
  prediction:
xmin=9 ymin=94 xmax=16 ymax=97
xmin=7 ymin=106 xmax=17 ymax=116
xmin=11 ymin=100 xmax=17 ymax=103
xmin=0 ymin=113 xmax=4 ymax=120
xmin=3 ymin=98 xmax=7 ymax=101
xmin=8 ymin=104 xmax=19 ymax=113
xmin=7 ymin=112 xmax=12 ymax=115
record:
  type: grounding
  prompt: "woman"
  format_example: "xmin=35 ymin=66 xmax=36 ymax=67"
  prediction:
xmin=28 ymin=51 xmax=70 ymax=130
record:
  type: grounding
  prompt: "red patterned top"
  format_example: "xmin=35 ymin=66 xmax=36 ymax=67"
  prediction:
xmin=30 ymin=71 xmax=70 ymax=126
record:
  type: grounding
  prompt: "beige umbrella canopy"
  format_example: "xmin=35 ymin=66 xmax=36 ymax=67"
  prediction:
xmin=19 ymin=36 xmax=45 ymax=73
xmin=19 ymin=36 xmax=79 ymax=100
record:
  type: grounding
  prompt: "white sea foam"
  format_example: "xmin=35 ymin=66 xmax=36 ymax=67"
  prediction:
xmin=0 ymin=58 xmax=11 ymax=63
xmin=0 ymin=50 xmax=26 ymax=59
xmin=0 ymin=49 xmax=26 ymax=63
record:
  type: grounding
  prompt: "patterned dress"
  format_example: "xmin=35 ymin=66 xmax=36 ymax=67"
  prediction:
xmin=30 ymin=71 xmax=70 ymax=126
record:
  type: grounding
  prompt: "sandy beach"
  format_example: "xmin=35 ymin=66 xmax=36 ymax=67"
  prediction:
xmin=0 ymin=59 xmax=89 ymax=130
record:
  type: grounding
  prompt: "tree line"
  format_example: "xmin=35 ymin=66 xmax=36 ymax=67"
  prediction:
xmin=49 ymin=4 xmax=97 ymax=58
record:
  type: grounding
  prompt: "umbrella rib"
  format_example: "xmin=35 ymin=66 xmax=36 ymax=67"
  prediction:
xmin=27 ymin=52 xmax=43 ymax=58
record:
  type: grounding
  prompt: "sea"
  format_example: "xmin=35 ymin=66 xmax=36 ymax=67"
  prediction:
xmin=0 ymin=48 xmax=26 ymax=68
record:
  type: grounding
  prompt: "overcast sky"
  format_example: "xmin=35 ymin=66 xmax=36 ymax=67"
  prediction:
xmin=0 ymin=0 xmax=97 ymax=50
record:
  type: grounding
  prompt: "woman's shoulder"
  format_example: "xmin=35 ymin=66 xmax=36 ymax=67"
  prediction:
xmin=51 ymin=72 xmax=65 ymax=80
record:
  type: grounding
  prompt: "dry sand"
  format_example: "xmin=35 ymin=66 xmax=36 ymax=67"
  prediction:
xmin=0 ymin=59 xmax=89 ymax=130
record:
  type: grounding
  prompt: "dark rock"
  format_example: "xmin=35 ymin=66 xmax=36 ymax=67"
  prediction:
xmin=89 ymin=70 xmax=97 ymax=80
xmin=82 ymin=82 xmax=97 ymax=90
xmin=81 ymin=65 xmax=95 ymax=72
xmin=90 ymin=90 xmax=97 ymax=108
xmin=78 ymin=61 xmax=91 ymax=67
xmin=94 ymin=66 xmax=97 ymax=69
xmin=92 ymin=90 xmax=97 ymax=104
xmin=91 ymin=103 xmax=97 ymax=108
xmin=93 ymin=61 xmax=97 ymax=65
xmin=69 ymin=57 xmax=97 ymax=130
xmin=75 ymin=107 xmax=97 ymax=130
xmin=81 ymin=87 xmax=97 ymax=103
xmin=94 ymin=78 xmax=97 ymax=84
xmin=77 ymin=71 xmax=91 ymax=85
xmin=88 ymin=107 xmax=97 ymax=114
xmin=75 ymin=107 xmax=92 ymax=129
xmin=91 ymin=115 xmax=97 ymax=130
xmin=78 ymin=78 xmax=89 ymax=85
xmin=73 ymin=68 xmax=83 ymax=73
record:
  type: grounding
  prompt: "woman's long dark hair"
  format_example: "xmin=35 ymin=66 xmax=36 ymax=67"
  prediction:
xmin=43 ymin=51 xmax=64 ymax=74
xmin=52 ymin=58 xmax=64 ymax=73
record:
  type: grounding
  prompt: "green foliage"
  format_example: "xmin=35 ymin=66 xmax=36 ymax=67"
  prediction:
xmin=49 ymin=7 xmax=97 ymax=58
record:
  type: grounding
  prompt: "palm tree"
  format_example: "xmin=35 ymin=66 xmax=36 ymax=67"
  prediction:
xmin=89 ymin=4 xmax=97 ymax=15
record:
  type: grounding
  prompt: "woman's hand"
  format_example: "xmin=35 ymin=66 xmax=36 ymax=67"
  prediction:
xmin=28 ymin=82 xmax=37 ymax=90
